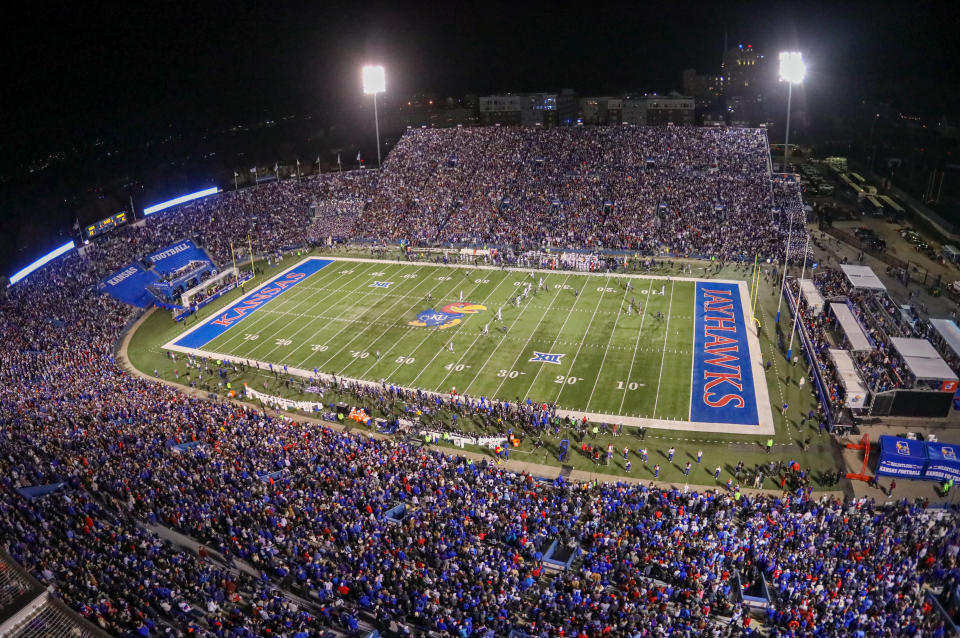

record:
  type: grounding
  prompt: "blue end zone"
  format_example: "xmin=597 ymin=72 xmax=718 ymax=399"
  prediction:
xmin=174 ymin=259 xmax=333 ymax=349
xmin=690 ymin=282 xmax=759 ymax=425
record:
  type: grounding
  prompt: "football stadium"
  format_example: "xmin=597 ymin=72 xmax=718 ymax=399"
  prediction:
xmin=4 ymin=29 xmax=960 ymax=637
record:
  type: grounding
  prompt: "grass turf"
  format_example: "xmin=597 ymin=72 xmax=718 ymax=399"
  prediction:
xmin=183 ymin=259 xmax=698 ymax=421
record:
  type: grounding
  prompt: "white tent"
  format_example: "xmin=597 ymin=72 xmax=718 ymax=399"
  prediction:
xmin=889 ymin=337 xmax=958 ymax=382
xmin=829 ymin=302 xmax=873 ymax=352
xmin=828 ymin=349 xmax=869 ymax=409
xmin=929 ymin=318 xmax=960 ymax=360
xmin=799 ymin=279 xmax=824 ymax=316
xmin=839 ymin=264 xmax=886 ymax=291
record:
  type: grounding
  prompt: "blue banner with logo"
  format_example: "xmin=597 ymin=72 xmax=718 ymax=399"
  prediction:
xmin=924 ymin=442 xmax=960 ymax=482
xmin=876 ymin=435 xmax=928 ymax=478
xmin=100 ymin=263 xmax=160 ymax=307
xmin=147 ymin=239 xmax=211 ymax=275
xmin=690 ymin=282 xmax=758 ymax=425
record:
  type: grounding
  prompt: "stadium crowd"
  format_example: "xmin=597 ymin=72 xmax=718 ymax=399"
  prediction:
xmin=1 ymin=126 xmax=959 ymax=638
xmin=359 ymin=126 xmax=786 ymax=261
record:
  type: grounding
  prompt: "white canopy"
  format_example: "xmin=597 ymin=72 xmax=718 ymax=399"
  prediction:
xmin=828 ymin=349 xmax=868 ymax=409
xmin=799 ymin=279 xmax=824 ymax=316
xmin=889 ymin=337 xmax=959 ymax=382
xmin=840 ymin=264 xmax=887 ymax=291
xmin=929 ymin=318 xmax=960 ymax=359
xmin=829 ymin=302 xmax=873 ymax=352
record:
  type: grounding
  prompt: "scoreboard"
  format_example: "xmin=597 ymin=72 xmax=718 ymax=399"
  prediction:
xmin=86 ymin=212 xmax=128 ymax=239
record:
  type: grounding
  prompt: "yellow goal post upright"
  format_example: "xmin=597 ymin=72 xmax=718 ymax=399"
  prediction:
xmin=749 ymin=255 xmax=762 ymax=330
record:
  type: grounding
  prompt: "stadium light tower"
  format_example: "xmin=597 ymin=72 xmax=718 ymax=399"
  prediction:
xmin=362 ymin=65 xmax=386 ymax=168
xmin=779 ymin=51 xmax=806 ymax=172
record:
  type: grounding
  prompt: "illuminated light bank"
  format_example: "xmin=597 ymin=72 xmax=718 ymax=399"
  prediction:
xmin=8 ymin=241 xmax=76 ymax=286
xmin=143 ymin=187 xmax=220 ymax=216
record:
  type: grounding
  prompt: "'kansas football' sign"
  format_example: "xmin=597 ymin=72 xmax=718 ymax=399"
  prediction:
xmin=690 ymin=282 xmax=759 ymax=425
xmin=408 ymin=302 xmax=486 ymax=329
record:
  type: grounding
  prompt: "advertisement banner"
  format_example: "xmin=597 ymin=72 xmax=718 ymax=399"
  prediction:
xmin=876 ymin=435 xmax=928 ymax=478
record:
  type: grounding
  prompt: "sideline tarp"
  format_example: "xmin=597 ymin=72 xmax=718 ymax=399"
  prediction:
xmin=829 ymin=303 xmax=873 ymax=352
xmin=827 ymin=349 xmax=868 ymax=409
xmin=840 ymin=265 xmax=886 ymax=291
xmin=925 ymin=442 xmax=960 ymax=482
xmin=889 ymin=337 xmax=959 ymax=383
xmin=876 ymin=435 xmax=927 ymax=478
xmin=929 ymin=319 xmax=960 ymax=360
xmin=799 ymin=279 xmax=824 ymax=315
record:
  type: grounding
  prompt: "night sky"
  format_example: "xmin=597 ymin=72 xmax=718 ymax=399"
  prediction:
xmin=1 ymin=0 xmax=957 ymax=275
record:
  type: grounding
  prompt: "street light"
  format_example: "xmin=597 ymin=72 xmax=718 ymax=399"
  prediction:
xmin=779 ymin=51 xmax=806 ymax=172
xmin=362 ymin=65 xmax=386 ymax=168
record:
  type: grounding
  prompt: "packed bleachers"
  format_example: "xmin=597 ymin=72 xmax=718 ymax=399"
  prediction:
xmin=86 ymin=171 xmax=377 ymax=278
xmin=1 ymin=128 xmax=958 ymax=637
xmin=792 ymin=262 xmax=958 ymax=420
xmin=358 ymin=126 xmax=783 ymax=260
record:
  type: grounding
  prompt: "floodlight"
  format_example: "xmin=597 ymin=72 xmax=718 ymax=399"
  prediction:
xmin=362 ymin=65 xmax=386 ymax=95
xmin=362 ymin=65 xmax=385 ymax=167
xmin=778 ymin=51 xmax=806 ymax=84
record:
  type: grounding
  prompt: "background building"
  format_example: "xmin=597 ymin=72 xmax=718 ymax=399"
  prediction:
xmin=479 ymin=90 xmax=577 ymax=127
xmin=580 ymin=97 xmax=624 ymax=125
xmin=399 ymin=94 xmax=478 ymax=128
xmin=623 ymin=94 xmax=695 ymax=126
xmin=682 ymin=69 xmax=723 ymax=112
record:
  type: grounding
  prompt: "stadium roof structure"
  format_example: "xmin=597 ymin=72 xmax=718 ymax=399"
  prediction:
xmin=929 ymin=318 xmax=960 ymax=360
xmin=828 ymin=349 xmax=868 ymax=408
xmin=889 ymin=337 xmax=959 ymax=382
xmin=839 ymin=265 xmax=886 ymax=291
xmin=829 ymin=302 xmax=873 ymax=351
xmin=799 ymin=279 xmax=824 ymax=315
xmin=0 ymin=551 xmax=110 ymax=638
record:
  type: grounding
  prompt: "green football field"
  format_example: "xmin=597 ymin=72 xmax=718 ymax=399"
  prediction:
xmin=166 ymin=257 xmax=764 ymax=426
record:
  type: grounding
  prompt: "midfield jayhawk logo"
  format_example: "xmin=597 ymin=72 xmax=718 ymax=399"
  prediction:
xmin=408 ymin=302 xmax=486 ymax=329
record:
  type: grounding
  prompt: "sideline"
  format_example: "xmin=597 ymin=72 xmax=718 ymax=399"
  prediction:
xmin=119 ymin=310 xmax=824 ymax=495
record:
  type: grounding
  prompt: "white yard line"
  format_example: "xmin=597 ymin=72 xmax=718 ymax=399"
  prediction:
xmin=740 ymin=281 xmax=776 ymax=433
xmin=688 ymin=282 xmax=698 ymax=421
xmin=308 ymin=264 xmax=436 ymax=370
xmin=491 ymin=275 xmax=578 ymax=399
xmin=617 ymin=281 xmax=655 ymax=415
xmin=584 ymin=285 xmax=628 ymax=410
xmin=206 ymin=261 xmax=358 ymax=354
xmin=462 ymin=274 xmax=571 ymax=396
xmin=348 ymin=271 xmax=486 ymax=379
xmin=550 ymin=276 xmax=612 ymax=405
xmin=165 ymin=340 xmax=774 ymax=435
xmin=299 ymin=255 xmax=745 ymax=284
xmin=236 ymin=263 xmax=383 ymax=360
xmin=651 ymin=279 xmax=676 ymax=417
xmin=404 ymin=273 xmax=513 ymax=388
